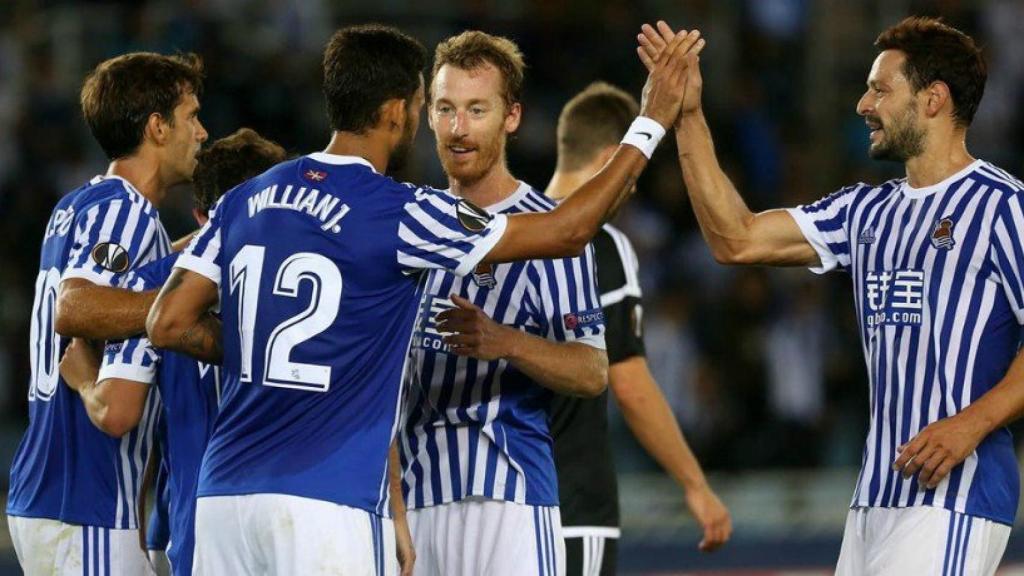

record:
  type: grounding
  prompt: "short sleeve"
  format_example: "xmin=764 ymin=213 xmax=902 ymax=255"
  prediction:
xmin=990 ymin=193 xmax=1024 ymax=324
xmin=98 ymin=336 xmax=160 ymax=385
xmin=598 ymin=232 xmax=645 ymax=363
xmin=786 ymin=184 xmax=866 ymax=274
xmin=530 ymin=243 xmax=606 ymax=349
xmin=62 ymin=195 xmax=161 ymax=287
xmin=175 ymin=198 xmax=224 ymax=287
xmin=397 ymin=187 xmax=508 ymax=277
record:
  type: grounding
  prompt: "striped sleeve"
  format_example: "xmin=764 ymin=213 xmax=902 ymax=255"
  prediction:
xmin=533 ymin=243 xmax=607 ymax=349
xmin=62 ymin=194 xmax=160 ymax=287
xmin=397 ymin=187 xmax=508 ymax=277
xmin=785 ymin=184 xmax=865 ymax=274
xmin=175 ymin=198 xmax=224 ymax=287
xmin=98 ymin=336 xmax=160 ymax=385
xmin=990 ymin=192 xmax=1024 ymax=324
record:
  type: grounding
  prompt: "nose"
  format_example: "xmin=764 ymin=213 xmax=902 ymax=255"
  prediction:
xmin=450 ymin=110 xmax=468 ymax=138
xmin=197 ymin=120 xmax=209 ymax=143
xmin=856 ymin=91 xmax=872 ymax=117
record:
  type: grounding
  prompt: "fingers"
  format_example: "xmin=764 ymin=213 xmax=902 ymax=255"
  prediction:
xmin=656 ymin=20 xmax=676 ymax=44
xmin=924 ymin=460 xmax=955 ymax=489
xmin=637 ymin=47 xmax=656 ymax=73
xmin=892 ymin=435 xmax=924 ymax=471
xmin=443 ymin=333 xmax=479 ymax=349
xmin=449 ymin=294 xmax=477 ymax=310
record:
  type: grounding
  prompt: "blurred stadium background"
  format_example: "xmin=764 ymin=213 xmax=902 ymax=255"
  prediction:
xmin=1 ymin=0 xmax=1023 ymax=574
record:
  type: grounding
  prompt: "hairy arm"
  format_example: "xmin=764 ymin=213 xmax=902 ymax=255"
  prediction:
xmin=55 ymin=278 xmax=157 ymax=340
xmin=439 ymin=295 xmax=608 ymax=397
xmin=146 ymin=269 xmax=222 ymax=363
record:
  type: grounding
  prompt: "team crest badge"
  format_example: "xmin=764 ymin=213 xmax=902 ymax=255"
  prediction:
xmin=472 ymin=262 xmax=497 ymax=288
xmin=930 ymin=217 xmax=956 ymax=250
xmin=858 ymin=226 xmax=876 ymax=245
xmin=91 ymin=242 xmax=130 ymax=273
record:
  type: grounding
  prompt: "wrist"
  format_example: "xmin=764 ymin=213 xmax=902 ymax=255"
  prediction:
xmin=499 ymin=325 xmax=524 ymax=360
xmin=621 ymin=116 xmax=666 ymax=160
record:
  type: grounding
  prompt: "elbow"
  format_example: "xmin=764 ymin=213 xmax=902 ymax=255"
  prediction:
xmin=96 ymin=409 xmax=140 ymax=438
xmin=54 ymin=289 xmax=81 ymax=338
xmin=710 ymin=240 xmax=758 ymax=266
xmin=556 ymin=228 xmax=591 ymax=259
xmin=146 ymin=305 xmax=180 ymax=350
xmin=576 ymin=354 xmax=609 ymax=398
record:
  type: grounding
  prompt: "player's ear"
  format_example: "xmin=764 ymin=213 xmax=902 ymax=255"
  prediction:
xmin=192 ymin=207 xmax=208 ymax=227
xmin=504 ymin=101 xmax=522 ymax=134
xmin=144 ymin=112 xmax=170 ymax=145
xmin=924 ymin=80 xmax=951 ymax=120
xmin=380 ymin=98 xmax=405 ymax=134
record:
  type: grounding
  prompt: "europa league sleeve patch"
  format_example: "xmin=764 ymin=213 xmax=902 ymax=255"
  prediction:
xmin=91 ymin=242 xmax=131 ymax=273
xmin=455 ymin=199 xmax=492 ymax=232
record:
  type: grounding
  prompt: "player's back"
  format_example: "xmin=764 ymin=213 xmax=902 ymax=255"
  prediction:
xmin=193 ymin=154 xmax=431 ymax=515
xmin=9 ymin=176 xmax=166 ymax=529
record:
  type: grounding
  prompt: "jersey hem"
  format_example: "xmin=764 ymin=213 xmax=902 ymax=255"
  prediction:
xmin=849 ymin=501 xmax=1014 ymax=527
xmin=174 ymin=254 xmax=221 ymax=288
xmin=195 ymin=489 xmax=393 ymax=520
xmin=785 ymin=207 xmax=837 ymax=274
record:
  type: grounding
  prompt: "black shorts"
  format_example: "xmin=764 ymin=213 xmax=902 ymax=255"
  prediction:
xmin=564 ymin=530 xmax=617 ymax=576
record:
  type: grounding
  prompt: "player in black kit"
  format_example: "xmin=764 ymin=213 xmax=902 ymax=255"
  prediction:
xmin=546 ymin=82 xmax=732 ymax=575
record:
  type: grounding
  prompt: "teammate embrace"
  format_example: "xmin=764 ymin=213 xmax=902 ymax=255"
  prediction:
xmin=9 ymin=13 xmax=1019 ymax=576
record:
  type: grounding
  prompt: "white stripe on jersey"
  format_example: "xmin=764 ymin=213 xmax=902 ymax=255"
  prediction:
xmin=599 ymin=224 xmax=642 ymax=307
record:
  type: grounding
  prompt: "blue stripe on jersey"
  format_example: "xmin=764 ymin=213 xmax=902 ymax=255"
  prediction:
xmin=401 ymin=182 xmax=606 ymax=509
xmin=794 ymin=160 xmax=1023 ymax=525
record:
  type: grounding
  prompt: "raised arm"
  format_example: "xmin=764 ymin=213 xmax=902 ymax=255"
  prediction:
xmin=146 ymin=268 xmax=222 ymax=363
xmin=55 ymin=279 xmax=157 ymax=340
xmin=638 ymin=23 xmax=818 ymax=267
xmin=483 ymin=30 xmax=705 ymax=263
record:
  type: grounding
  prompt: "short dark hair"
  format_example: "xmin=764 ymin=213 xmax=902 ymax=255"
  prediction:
xmin=432 ymin=31 xmax=525 ymax=109
xmin=80 ymin=52 xmax=204 ymax=160
xmin=192 ymin=128 xmax=286 ymax=214
xmin=875 ymin=16 xmax=986 ymax=127
xmin=322 ymin=25 xmax=427 ymax=134
xmin=557 ymin=82 xmax=639 ymax=171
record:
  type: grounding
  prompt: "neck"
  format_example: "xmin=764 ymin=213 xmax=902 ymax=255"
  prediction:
xmin=545 ymin=168 xmax=591 ymax=201
xmin=106 ymin=154 xmax=168 ymax=207
xmin=904 ymin=128 xmax=974 ymax=188
xmin=323 ymin=130 xmax=391 ymax=174
xmin=449 ymin=159 xmax=519 ymax=207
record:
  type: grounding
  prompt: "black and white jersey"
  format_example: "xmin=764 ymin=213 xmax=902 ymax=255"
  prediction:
xmin=549 ymin=224 xmax=645 ymax=528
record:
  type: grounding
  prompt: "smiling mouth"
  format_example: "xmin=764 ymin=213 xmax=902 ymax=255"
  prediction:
xmin=446 ymin=144 xmax=476 ymax=158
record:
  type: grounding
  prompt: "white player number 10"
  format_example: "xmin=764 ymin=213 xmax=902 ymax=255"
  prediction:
xmin=229 ymin=245 xmax=341 ymax=392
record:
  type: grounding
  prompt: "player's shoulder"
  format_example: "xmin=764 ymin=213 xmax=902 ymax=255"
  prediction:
xmin=501 ymin=182 xmax=556 ymax=215
xmin=73 ymin=175 xmax=157 ymax=216
xmin=971 ymin=160 xmax=1024 ymax=195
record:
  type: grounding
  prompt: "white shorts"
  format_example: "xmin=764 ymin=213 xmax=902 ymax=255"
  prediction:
xmin=408 ymin=497 xmax=564 ymax=576
xmin=192 ymin=494 xmax=396 ymax=576
xmin=7 ymin=515 xmax=155 ymax=576
xmin=836 ymin=506 xmax=1010 ymax=576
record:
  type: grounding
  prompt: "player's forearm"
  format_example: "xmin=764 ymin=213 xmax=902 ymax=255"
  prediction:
xmin=388 ymin=441 xmax=407 ymax=521
xmin=612 ymin=357 xmax=709 ymax=492
xmin=73 ymin=381 xmax=115 ymax=434
xmin=504 ymin=329 xmax=608 ymax=397
xmin=55 ymin=280 xmax=157 ymax=340
xmin=675 ymin=113 xmax=759 ymax=265
xmin=147 ymin=270 xmax=223 ymax=363
xmin=486 ymin=146 xmax=647 ymax=262
xmin=959 ymin=348 xmax=1024 ymax=437
xmin=170 ymin=231 xmax=198 ymax=253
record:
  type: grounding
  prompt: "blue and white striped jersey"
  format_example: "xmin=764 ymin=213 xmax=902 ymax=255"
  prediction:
xmin=175 ymin=153 xmax=507 ymax=517
xmin=100 ymin=253 xmax=219 ymax=576
xmin=400 ymin=182 xmax=606 ymax=509
xmin=788 ymin=159 xmax=1024 ymax=525
xmin=8 ymin=175 xmax=168 ymax=529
